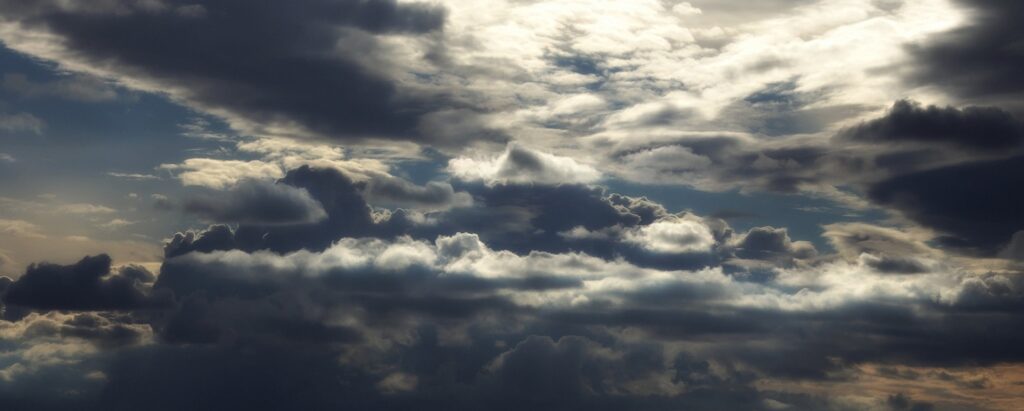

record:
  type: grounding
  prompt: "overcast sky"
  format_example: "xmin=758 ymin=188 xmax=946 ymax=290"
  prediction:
xmin=1 ymin=1 xmax=1024 ymax=409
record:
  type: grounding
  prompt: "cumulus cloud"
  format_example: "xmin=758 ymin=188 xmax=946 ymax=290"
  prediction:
xmin=625 ymin=216 xmax=716 ymax=254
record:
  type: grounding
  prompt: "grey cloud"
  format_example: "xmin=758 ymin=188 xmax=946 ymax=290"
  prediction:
xmin=729 ymin=226 xmax=817 ymax=266
xmin=0 ymin=0 xmax=480 ymax=144
xmin=839 ymin=99 xmax=1024 ymax=151
xmin=1001 ymin=231 xmax=1024 ymax=261
xmin=167 ymin=166 xmax=691 ymax=268
xmin=183 ymin=179 xmax=327 ymax=225
xmin=1 ymin=254 xmax=168 ymax=314
xmin=868 ymin=155 xmax=1024 ymax=254
xmin=232 ymin=166 xmax=378 ymax=253
xmin=164 ymin=224 xmax=238 ymax=259
xmin=364 ymin=176 xmax=472 ymax=211
xmin=822 ymin=223 xmax=933 ymax=274
xmin=907 ymin=0 xmax=1024 ymax=105
xmin=58 ymin=312 xmax=151 ymax=348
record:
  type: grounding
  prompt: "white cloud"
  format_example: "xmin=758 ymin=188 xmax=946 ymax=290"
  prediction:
xmin=159 ymin=158 xmax=285 ymax=189
xmin=624 ymin=216 xmax=716 ymax=254
xmin=57 ymin=203 xmax=117 ymax=214
xmin=448 ymin=144 xmax=601 ymax=185
xmin=106 ymin=172 xmax=160 ymax=180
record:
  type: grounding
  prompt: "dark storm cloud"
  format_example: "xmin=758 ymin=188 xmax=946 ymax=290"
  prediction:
xmin=182 ymin=179 xmax=327 ymax=225
xmin=0 ymin=0 xmax=473 ymax=143
xmin=1 ymin=254 xmax=166 ymax=313
xmin=839 ymin=100 xmax=1024 ymax=150
xmin=908 ymin=0 xmax=1024 ymax=103
xmin=868 ymin=155 xmax=1024 ymax=254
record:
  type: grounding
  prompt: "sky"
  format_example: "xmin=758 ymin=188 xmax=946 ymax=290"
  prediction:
xmin=0 ymin=0 xmax=1023 ymax=409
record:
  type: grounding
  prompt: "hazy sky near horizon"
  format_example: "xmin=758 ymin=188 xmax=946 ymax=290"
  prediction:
xmin=2 ymin=1 xmax=1024 ymax=409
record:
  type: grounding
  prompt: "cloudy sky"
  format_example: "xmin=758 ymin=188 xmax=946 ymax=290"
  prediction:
xmin=1 ymin=0 xmax=1023 ymax=409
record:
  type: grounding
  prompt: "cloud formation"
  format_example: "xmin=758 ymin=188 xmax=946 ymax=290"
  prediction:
xmin=4 ymin=0 xmax=1024 ymax=410
xmin=0 ymin=0 xmax=460 ymax=143
xmin=449 ymin=144 xmax=601 ymax=185
xmin=182 ymin=179 xmax=327 ymax=225
xmin=1 ymin=255 xmax=163 ymax=314
xmin=840 ymin=99 xmax=1024 ymax=150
